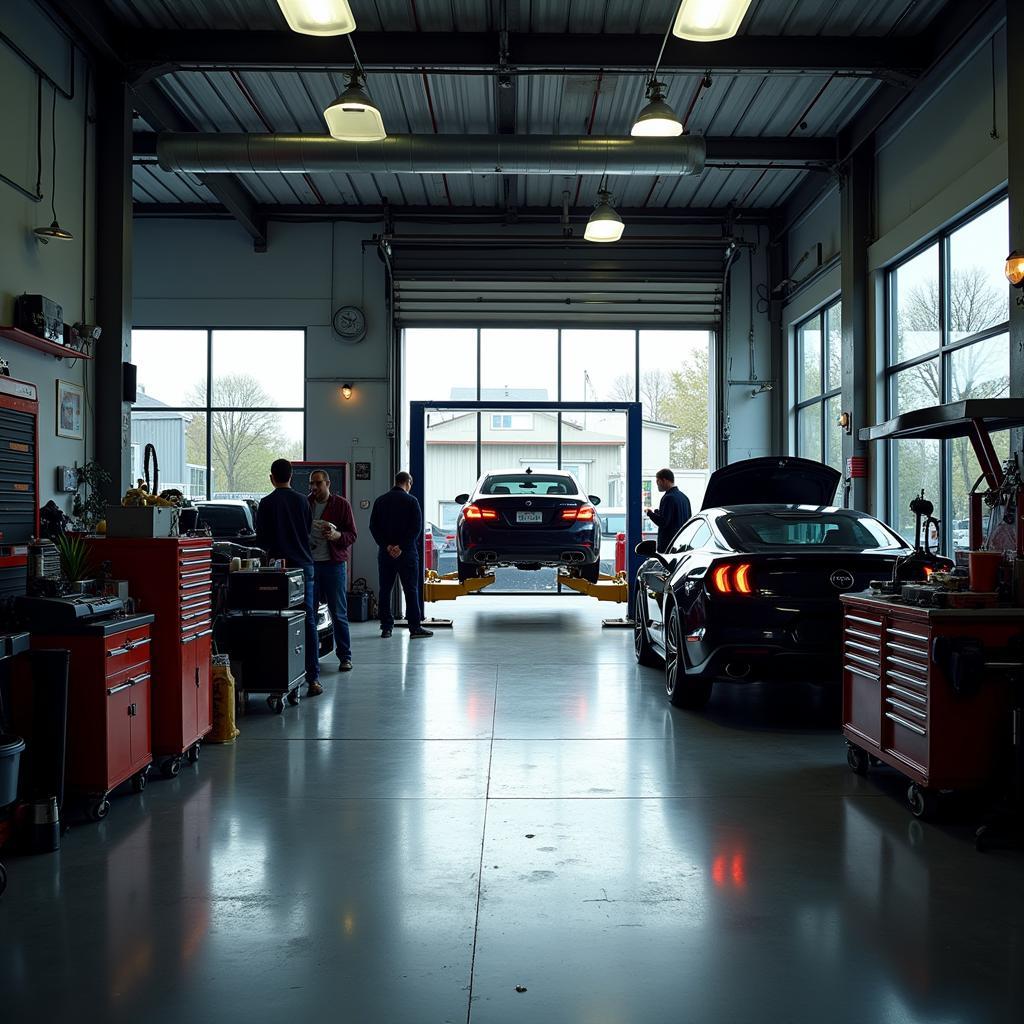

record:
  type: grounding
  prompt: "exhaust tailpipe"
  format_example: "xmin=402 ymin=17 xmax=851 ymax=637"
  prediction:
xmin=724 ymin=663 xmax=751 ymax=680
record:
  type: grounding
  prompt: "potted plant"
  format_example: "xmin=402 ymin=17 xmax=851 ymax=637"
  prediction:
xmin=71 ymin=460 xmax=112 ymax=532
xmin=55 ymin=534 xmax=96 ymax=594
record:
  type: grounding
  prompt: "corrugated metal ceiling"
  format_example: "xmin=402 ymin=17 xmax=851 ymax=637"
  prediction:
xmin=117 ymin=0 xmax=952 ymax=211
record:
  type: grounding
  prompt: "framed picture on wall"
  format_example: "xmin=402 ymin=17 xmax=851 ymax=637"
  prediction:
xmin=56 ymin=379 xmax=84 ymax=440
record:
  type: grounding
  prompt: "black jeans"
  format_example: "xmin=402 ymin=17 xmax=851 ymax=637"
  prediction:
xmin=377 ymin=549 xmax=422 ymax=631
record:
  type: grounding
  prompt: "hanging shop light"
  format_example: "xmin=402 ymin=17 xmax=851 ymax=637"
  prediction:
xmin=324 ymin=70 xmax=387 ymax=141
xmin=584 ymin=190 xmax=624 ymax=244
xmin=631 ymin=80 xmax=683 ymax=137
xmin=34 ymin=87 xmax=73 ymax=244
xmin=673 ymin=0 xmax=754 ymax=42
xmin=276 ymin=0 xmax=356 ymax=36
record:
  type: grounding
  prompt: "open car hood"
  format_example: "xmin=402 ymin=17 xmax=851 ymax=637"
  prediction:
xmin=701 ymin=456 xmax=841 ymax=510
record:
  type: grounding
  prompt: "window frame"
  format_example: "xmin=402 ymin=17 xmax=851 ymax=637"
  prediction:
xmin=792 ymin=299 xmax=842 ymax=469
xmin=129 ymin=326 xmax=307 ymax=501
xmin=884 ymin=194 xmax=1010 ymax=549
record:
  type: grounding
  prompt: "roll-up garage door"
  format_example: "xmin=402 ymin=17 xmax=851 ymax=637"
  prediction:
xmin=387 ymin=236 xmax=724 ymax=326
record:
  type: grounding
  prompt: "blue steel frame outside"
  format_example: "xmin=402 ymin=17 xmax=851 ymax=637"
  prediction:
xmin=409 ymin=400 xmax=644 ymax=607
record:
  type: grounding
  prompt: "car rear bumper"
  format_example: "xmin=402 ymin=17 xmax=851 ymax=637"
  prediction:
xmin=459 ymin=524 xmax=600 ymax=566
xmin=689 ymin=642 xmax=842 ymax=684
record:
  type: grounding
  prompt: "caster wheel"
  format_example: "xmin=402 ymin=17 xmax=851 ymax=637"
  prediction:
xmin=131 ymin=770 xmax=147 ymax=793
xmin=286 ymin=689 xmax=300 ymax=706
xmin=267 ymin=696 xmax=284 ymax=714
xmin=907 ymin=783 xmax=939 ymax=820
xmin=187 ymin=743 xmax=200 ymax=764
xmin=88 ymin=797 xmax=110 ymax=822
xmin=0 ymin=861 xmax=6 ymax=897
xmin=846 ymin=744 xmax=870 ymax=776
xmin=162 ymin=757 xmax=182 ymax=779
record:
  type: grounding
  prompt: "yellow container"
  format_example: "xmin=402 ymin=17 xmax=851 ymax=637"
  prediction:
xmin=208 ymin=662 xmax=240 ymax=743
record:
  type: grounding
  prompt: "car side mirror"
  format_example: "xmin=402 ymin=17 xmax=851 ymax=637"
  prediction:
xmin=454 ymin=493 xmax=469 ymax=505
xmin=635 ymin=540 xmax=657 ymax=557
xmin=588 ymin=495 xmax=601 ymax=506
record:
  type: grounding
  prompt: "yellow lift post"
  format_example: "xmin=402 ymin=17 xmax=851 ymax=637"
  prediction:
xmin=556 ymin=570 xmax=630 ymax=603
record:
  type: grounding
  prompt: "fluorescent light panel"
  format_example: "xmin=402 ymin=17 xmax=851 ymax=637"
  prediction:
xmin=276 ymin=0 xmax=356 ymax=36
xmin=673 ymin=0 xmax=753 ymax=42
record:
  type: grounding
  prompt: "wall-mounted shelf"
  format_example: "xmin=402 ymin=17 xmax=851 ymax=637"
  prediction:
xmin=0 ymin=326 xmax=93 ymax=361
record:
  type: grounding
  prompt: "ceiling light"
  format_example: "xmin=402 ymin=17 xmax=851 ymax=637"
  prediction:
xmin=631 ymin=80 xmax=683 ymax=137
xmin=340 ymin=383 xmax=353 ymax=400
xmin=324 ymin=70 xmax=387 ymax=141
xmin=1005 ymin=250 xmax=1024 ymax=288
xmin=276 ymin=0 xmax=356 ymax=36
xmin=34 ymin=220 xmax=73 ymax=244
xmin=584 ymin=191 xmax=624 ymax=244
xmin=34 ymin=87 xmax=73 ymax=244
xmin=673 ymin=0 xmax=754 ymax=42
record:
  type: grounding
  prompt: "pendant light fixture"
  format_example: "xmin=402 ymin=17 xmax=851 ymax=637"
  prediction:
xmin=631 ymin=80 xmax=683 ymax=137
xmin=584 ymin=187 xmax=624 ymax=244
xmin=275 ymin=0 xmax=356 ymax=36
xmin=324 ymin=69 xmax=387 ymax=141
xmin=672 ymin=0 xmax=754 ymax=43
xmin=34 ymin=86 xmax=73 ymax=244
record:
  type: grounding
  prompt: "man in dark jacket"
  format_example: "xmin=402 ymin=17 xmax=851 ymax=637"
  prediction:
xmin=257 ymin=458 xmax=322 ymax=695
xmin=645 ymin=468 xmax=692 ymax=551
xmin=308 ymin=469 xmax=358 ymax=672
xmin=369 ymin=471 xmax=432 ymax=639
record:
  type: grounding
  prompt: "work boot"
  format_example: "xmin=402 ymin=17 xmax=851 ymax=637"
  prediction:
xmin=380 ymin=629 xmax=393 ymax=639
xmin=338 ymin=659 xmax=353 ymax=672
xmin=306 ymin=680 xmax=324 ymax=697
xmin=409 ymin=628 xmax=434 ymax=639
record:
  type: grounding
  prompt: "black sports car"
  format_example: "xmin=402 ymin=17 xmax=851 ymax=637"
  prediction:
xmin=454 ymin=468 xmax=602 ymax=582
xmin=633 ymin=457 xmax=949 ymax=709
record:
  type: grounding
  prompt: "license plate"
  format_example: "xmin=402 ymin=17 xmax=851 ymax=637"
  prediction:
xmin=516 ymin=511 xmax=543 ymax=524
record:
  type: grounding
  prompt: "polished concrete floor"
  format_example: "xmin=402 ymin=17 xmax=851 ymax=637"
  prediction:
xmin=2 ymin=595 xmax=1022 ymax=1023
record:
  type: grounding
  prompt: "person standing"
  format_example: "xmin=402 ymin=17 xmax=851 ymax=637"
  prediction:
xmin=308 ymin=469 xmax=358 ymax=672
xmin=369 ymin=471 xmax=432 ymax=639
xmin=257 ymin=458 xmax=322 ymax=696
xmin=645 ymin=468 xmax=692 ymax=551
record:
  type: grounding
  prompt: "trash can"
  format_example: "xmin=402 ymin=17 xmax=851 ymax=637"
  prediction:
xmin=0 ymin=734 xmax=25 ymax=809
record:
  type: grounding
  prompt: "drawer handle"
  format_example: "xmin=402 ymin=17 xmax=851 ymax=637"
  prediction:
xmin=180 ymin=558 xmax=212 ymax=567
xmin=888 ymin=669 xmax=928 ymax=689
xmin=180 ymin=569 xmax=210 ymax=580
xmin=887 ymin=655 xmax=927 ymax=673
xmin=887 ymin=642 xmax=928 ymax=661
xmin=845 ymin=628 xmax=879 ymax=643
xmin=107 ymin=681 xmax=132 ymax=695
xmin=844 ymin=664 xmax=879 ymax=681
xmin=183 ymin=629 xmax=213 ymax=644
xmin=885 ymin=683 xmax=927 ymax=706
xmin=106 ymin=637 xmax=151 ymax=657
xmin=885 ymin=711 xmax=926 ymax=736
xmin=845 ymin=652 xmax=879 ymax=671
xmin=180 ymin=581 xmax=209 ymax=591
xmin=847 ymin=614 xmax=883 ymax=628
xmin=129 ymin=672 xmax=151 ymax=687
xmin=844 ymin=639 xmax=879 ymax=655
xmin=885 ymin=696 xmax=926 ymax=721
xmin=888 ymin=628 xmax=928 ymax=643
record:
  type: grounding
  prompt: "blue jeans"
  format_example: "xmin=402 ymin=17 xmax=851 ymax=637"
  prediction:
xmin=301 ymin=565 xmax=318 ymax=681
xmin=314 ymin=560 xmax=351 ymax=661
xmin=377 ymin=549 xmax=422 ymax=631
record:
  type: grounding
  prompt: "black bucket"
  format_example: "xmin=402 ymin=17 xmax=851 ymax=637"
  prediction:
xmin=0 ymin=734 xmax=25 ymax=808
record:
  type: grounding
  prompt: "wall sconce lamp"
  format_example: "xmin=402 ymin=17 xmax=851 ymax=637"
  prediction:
xmin=340 ymin=383 xmax=354 ymax=400
xmin=838 ymin=410 xmax=852 ymax=435
xmin=1006 ymin=251 xmax=1024 ymax=305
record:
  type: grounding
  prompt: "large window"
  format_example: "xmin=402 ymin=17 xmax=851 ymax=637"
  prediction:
xmin=130 ymin=329 xmax=305 ymax=500
xmin=793 ymin=300 xmax=842 ymax=472
xmin=886 ymin=198 xmax=1010 ymax=549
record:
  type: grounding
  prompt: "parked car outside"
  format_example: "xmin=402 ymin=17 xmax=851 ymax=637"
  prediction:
xmin=633 ymin=457 xmax=952 ymax=710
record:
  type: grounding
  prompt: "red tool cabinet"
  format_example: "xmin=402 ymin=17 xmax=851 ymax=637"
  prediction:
xmin=88 ymin=537 xmax=213 ymax=777
xmin=840 ymin=593 xmax=1021 ymax=818
xmin=31 ymin=614 xmax=154 ymax=821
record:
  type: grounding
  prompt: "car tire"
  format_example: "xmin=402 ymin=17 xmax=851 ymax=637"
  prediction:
xmin=579 ymin=562 xmax=600 ymax=584
xmin=457 ymin=559 xmax=479 ymax=583
xmin=664 ymin=604 xmax=712 ymax=710
xmin=633 ymin=589 xmax=663 ymax=668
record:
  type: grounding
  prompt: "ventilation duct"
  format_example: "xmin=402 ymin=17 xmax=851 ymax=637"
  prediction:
xmin=157 ymin=133 xmax=707 ymax=177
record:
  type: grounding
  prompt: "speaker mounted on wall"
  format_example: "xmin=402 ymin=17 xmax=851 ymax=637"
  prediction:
xmin=122 ymin=362 xmax=137 ymax=404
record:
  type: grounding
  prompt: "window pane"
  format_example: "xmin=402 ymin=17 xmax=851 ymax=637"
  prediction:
xmin=210 ymin=410 xmax=303 ymax=499
xmin=481 ymin=329 xmax=557 ymax=399
xmin=892 ymin=244 xmax=940 ymax=362
xmin=824 ymin=395 xmax=842 ymax=472
xmin=825 ymin=301 xmax=842 ymax=392
xmin=560 ymin=329 xmax=636 ymax=404
xmin=893 ymin=360 xmax=940 ymax=414
xmin=948 ymin=200 xmax=1009 ymax=343
xmin=132 ymin=329 xmax=207 ymax=407
xmin=211 ymin=330 xmax=304 ymax=408
xmin=798 ymin=405 xmax=822 ymax=462
xmin=891 ymin=439 xmax=940 ymax=542
xmin=797 ymin=317 xmax=822 ymax=400
xmin=131 ymin=409 xmax=207 ymax=500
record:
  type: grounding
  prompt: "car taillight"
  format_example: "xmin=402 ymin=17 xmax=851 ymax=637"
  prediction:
xmin=710 ymin=563 xmax=755 ymax=595
xmin=561 ymin=505 xmax=596 ymax=521
xmin=464 ymin=504 xmax=497 ymax=521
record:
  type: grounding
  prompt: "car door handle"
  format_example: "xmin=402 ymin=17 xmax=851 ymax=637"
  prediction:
xmin=647 ymin=572 xmax=669 ymax=594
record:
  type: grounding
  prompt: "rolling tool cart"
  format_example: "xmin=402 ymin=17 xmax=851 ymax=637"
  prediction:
xmin=88 ymin=538 xmax=213 ymax=777
xmin=31 ymin=615 xmax=154 ymax=821
xmin=224 ymin=609 xmax=306 ymax=713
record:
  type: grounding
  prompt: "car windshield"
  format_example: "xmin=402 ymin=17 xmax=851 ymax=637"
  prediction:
xmin=722 ymin=512 xmax=905 ymax=550
xmin=196 ymin=504 xmax=252 ymax=535
xmin=479 ymin=474 xmax=578 ymax=496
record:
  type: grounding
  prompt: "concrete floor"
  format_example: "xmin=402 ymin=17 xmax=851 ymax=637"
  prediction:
xmin=1 ymin=595 xmax=1022 ymax=1023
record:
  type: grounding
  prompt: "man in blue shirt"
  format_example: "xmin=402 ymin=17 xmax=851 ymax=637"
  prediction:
xmin=257 ymin=458 xmax=322 ymax=695
xmin=369 ymin=471 xmax=432 ymax=639
xmin=645 ymin=468 xmax=692 ymax=551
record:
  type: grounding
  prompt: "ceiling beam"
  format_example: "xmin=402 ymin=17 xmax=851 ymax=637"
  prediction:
xmin=124 ymin=30 xmax=930 ymax=81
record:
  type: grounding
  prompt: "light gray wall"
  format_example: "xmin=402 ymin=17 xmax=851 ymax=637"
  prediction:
xmin=134 ymin=217 xmax=390 ymax=582
xmin=0 ymin=0 xmax=95 ymax=509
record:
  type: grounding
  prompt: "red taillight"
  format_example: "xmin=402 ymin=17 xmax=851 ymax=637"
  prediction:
xmin=922 ymin=565 xmax=934 ymax=579
xmin=711 ymin=563 xmax=754 ymax=595
xmin=464 ymin=504 xmax=497 ymax=521
xmin=561 ymin=504 xmax=596 ymax=521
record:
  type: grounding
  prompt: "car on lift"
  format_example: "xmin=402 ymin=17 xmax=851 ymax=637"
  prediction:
xmin=453 ymin=468 xmax=603 ymax=582
xmin=631 ymin=456 xmax=951 ymax=710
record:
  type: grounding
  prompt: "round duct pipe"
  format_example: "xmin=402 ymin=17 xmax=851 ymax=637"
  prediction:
xmin=156 ymin=133 xmax=706 ymax=177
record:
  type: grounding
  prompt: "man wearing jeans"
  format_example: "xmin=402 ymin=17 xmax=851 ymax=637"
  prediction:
xmin=308 ymin=469 xmax=358 ymax=671
xmin=257 ymin=458 xmax=321 ymax=696
xmin=369 ymin=471 xmax=432 ymax=639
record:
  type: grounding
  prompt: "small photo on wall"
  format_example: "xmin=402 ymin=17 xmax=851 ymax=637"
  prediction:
xmin=56 ymin=379 xmax=84 ymax=440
